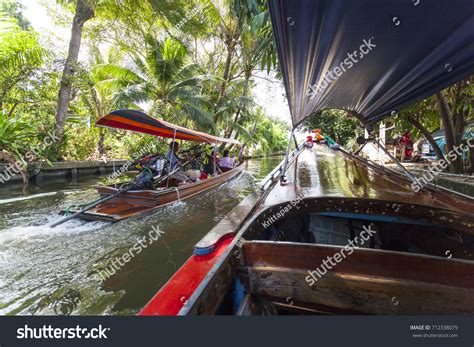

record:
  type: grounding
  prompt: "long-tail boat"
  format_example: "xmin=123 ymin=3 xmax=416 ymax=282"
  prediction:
xmin=140 ymin=0 xmax=474 ymax=315
xmin=63 ymin=109 xmax=243 ymax=223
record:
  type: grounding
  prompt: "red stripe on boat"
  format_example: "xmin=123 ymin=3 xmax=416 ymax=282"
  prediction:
xmin=139 ymin=237 xmax=233 ymax=316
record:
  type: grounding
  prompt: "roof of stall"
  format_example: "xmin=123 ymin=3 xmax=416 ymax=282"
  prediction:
xmin=268 ymin=0 xmax=474 ymax=127
xmin=96 ymin=109 xmax=241 ymax=145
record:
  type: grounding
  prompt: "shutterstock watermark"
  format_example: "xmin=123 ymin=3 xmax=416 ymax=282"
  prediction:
xmin=168 ymin=2 xmax=206 ymax=37
xmin=305 ymin=224 xmax=377 ymax=286
xmin=261 ymin=193 xmax=304 ymax=229
xmin=0 ymin=131 xmax=60 ymax=184
xmin=306 ymin=37 xmax=376 ymax=99
xmin=17 ymin=325 xmax=109 ymax=339
xmin=105 ymin=142 xmax=155 ymax=182
xmin=95 ymin=225 xmax=165 ymax=281
xmin=411 ymin=138 xmax=474 ymax=192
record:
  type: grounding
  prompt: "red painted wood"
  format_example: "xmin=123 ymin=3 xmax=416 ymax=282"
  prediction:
xmin=139 ymin=237 xmax=233 ymax=316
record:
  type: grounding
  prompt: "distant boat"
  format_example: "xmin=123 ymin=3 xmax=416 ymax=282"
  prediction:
xmin=61 ymin=109 xmax=243 ymax=223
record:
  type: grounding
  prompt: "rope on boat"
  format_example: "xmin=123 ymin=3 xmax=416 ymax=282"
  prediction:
xmin=174 ymin=187 xmax=181 ymax=202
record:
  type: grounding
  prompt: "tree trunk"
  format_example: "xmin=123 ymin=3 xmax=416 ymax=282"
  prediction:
xmin=407 ymin=116 xmax=445 ymax=161
xmin=54 ymin=0 xmax=94 ymax=147
xmin=436 ymin=91 xmax=463 ymax=173
xmin=98 ymin=128 xmax=105 ymax=155
xmin=226 ymin=70 xmax=251 ymax=140
xmin=215 ymin=35 xmax=235 ymax=122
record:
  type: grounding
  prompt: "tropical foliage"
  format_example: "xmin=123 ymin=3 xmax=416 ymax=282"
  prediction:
xmin=2 ymin=0 xmax=470 ymax=176
xmin=0 ymin=0 xmax=287 ymax=170
xmin=304 ymin=109 xmax=359 ymax=148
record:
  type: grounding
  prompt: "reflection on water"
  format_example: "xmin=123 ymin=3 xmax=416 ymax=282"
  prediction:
xmin=0 ymin=157 xmax=282 ymax=315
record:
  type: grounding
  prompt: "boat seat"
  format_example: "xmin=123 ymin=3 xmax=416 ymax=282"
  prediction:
xmin=236 ymin=241 xmax=474 ymax=315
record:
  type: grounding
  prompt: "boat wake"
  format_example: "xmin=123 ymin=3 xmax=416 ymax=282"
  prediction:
xmin=0 ymin=214 xmax=107 ymax=247
xmin=0 ymin=192 xmax=58 ymax=205
xmin=0 ymin=189 xmax=108 ymax=247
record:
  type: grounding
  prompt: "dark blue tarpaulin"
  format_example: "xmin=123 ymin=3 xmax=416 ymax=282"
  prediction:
xmin=268 ymin=0 xmax=474 ymax=127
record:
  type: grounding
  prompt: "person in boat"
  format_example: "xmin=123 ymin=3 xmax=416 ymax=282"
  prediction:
xmin=165 ymin=141 xmax=189 ymax=183
xmin=313 ymin=129 xmax=325 ymax=143
xmin=218 ymin=150 xmax=235 ymax=172
xmin=184 ymin=154 xmax=202 ymax=182
xmin=202 ymin=147 xmax=221 ymax=177
xmin=305 ymin=135 xmax=314 ymax=148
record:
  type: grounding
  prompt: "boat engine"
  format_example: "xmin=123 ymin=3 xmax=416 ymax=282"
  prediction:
xmin=130 ymin=170 xmax=154 ymax=189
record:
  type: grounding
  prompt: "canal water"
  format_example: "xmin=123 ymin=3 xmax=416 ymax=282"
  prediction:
xmin=0 ymin=157 xmax=282 ymax=315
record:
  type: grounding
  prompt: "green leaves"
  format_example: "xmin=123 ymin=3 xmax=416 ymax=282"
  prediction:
xmin=0 ymin=113 xmax=34 ymax=153
xmin=0 ymin=30 xmax=51 ymax=80
xmin=304 ymin=109 xmax=358 ymax=147
xmin=0 ymin=10 xmax=18 ymax=34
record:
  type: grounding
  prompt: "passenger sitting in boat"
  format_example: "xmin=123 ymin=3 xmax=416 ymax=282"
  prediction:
xmin=165 ymin=141 xmax=189 ymax=183
xmin=203 ymin=149 xmax=221 ymax=176
xmin=218 ymin=150 xmax=234 ymax=172
xmin=185 ymin=156 xmax=201 ymax=182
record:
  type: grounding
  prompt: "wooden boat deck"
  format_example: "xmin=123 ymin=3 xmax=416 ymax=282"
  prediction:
xmin=259 ymin=144 xmax=474 ymax=214
xmin=194 ymin=145 xmax=474 ymax=253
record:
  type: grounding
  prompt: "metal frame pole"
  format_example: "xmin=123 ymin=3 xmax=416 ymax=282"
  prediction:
xmin=213 ymin=143 xmax=217 ymax=175
xmin=292 ymin=132 xmax=298 ymax=149
xmin=374 ymin=138 xmax=418 ymax=183
xmin=166 ymin=129 xmax=177 ymax=188
xmin=280 ymin=130 xmax=294 ymax=183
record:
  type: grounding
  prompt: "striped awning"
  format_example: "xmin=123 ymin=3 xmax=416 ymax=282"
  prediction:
xmin=96 ymin=109 xmax=240 ymax=145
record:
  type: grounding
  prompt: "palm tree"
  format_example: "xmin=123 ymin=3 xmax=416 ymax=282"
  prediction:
xmin=77 ymin=45 xmax=130 ymax=156
xmin=0 ymin=10 xmax=51 ymax=184
xmin=0 ymin=12 xmax=50 ymax=112
xmin=96 ymin=36 xmax=214 ymax=131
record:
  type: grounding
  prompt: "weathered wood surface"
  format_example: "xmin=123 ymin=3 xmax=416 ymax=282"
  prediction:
xmin=240 ymin=241 xmax=474 ymax=314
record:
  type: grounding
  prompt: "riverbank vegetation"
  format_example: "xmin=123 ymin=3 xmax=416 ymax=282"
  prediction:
xmin=0 ymin=0 xmax=288 ymax=171
xmin=1 ymin=0 xmax=472 ymax=177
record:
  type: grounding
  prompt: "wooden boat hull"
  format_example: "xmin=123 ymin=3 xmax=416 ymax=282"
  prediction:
xmin=140 ymin=145 xmax=474 ymax=316
xmin=74 ymin=163 xmax=244 ymax=222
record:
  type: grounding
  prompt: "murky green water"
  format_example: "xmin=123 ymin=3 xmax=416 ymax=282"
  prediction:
xmin=0 ymin=157 xmax=282 ymax=315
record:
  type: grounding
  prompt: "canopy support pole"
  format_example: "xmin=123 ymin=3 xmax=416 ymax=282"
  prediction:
xmin=373 ymin=138 xmax=418 ymax=184
xmin=280 ymin=130 xmax=294 ymax=184
xmin=213 ymin=143 xmax=217 ymax=176
xmin=293 ymin=133 xmax=298 ymax=149
xmin=166 ymin=129 xmax=177 ymax=188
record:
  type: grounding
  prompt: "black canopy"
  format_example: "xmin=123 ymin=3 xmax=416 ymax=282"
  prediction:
xmin=268 ymin=0 xmax=474 ymax=127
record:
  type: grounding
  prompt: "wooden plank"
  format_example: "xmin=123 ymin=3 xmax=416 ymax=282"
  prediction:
xmin=186 ymin=260 xmax=235 ymax=315
xmin=244 ymin=266 xmax=474 ymax=314
xmin=238 ymin=241 xmax=474 ymax=314
xmin=269 ymin=297 xmax=365 ymax=315
xmin=242 ymin=241 xmax=474 ymax=288
xmin=235 ymin=294 xmax=255 ymax=315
